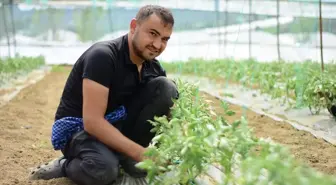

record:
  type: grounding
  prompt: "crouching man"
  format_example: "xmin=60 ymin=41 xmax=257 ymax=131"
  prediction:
xmin=29 ymin=5 xmax=179 ymax=185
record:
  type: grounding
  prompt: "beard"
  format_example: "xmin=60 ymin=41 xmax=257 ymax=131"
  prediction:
xmin=132 ymin=39 xmax=147 ymax=61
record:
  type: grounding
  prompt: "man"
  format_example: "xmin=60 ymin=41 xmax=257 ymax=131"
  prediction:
xmin=29 ymin=5 xmax=179 ymax=185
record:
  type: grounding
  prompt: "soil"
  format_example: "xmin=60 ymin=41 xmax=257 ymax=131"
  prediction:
xmin=0 ymin=66 xmax=335 ymax=185
xmin=201 ymin=91 xmax=336 ymax=175
xmin=0 ymin=88 xmax=16 ymax=96
xmin=0 ymin=68 xmax=74 ymax=185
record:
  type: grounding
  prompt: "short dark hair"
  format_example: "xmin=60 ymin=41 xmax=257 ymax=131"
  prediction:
xmin=136 ymin=5 xmax=174 ymax=26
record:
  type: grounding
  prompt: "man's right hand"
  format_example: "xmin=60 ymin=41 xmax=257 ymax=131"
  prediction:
xmin=133 ymin=146 xmax=148 ymax=162
xmin=82 ymin=78 xmax=147 ymax=162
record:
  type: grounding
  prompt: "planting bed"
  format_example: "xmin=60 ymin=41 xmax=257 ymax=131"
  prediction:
xmin=0 ymin=55 xmax=48 ymax=108
xmin=168 ymin=73 xmax=336 ymax=146
xmin=162 ymin=59 xmax=336 ymax=117
xmin=0 ymin=65 xmax=335 ymax=185
xmin=162 ymin=59 xmax=336 ymax=146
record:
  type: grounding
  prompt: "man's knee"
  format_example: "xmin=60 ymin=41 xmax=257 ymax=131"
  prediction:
xmin=150 ymin=76 xmax=179 ymax=105
xmin=67 ymin=156 xmax=119 ymax=185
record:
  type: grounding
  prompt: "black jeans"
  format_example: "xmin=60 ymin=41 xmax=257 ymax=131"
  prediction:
xmin=61 ymin=76 xmax=179 ymax=185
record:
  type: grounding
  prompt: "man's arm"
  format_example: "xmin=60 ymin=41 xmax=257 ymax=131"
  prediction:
xmin=82 ymin=78 xmax=146 ymax=162
xmin=80 ymin=44 xmax=146 ymax=162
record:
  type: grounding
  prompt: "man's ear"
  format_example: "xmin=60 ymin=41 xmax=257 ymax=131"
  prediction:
xmin=130 ymin=18 xmax=137 ymax=34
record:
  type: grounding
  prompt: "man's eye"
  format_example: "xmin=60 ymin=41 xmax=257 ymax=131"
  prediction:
xmin=150 ymin=32 xmax=156 ymax=36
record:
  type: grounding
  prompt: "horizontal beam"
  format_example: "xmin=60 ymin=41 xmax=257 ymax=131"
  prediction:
xmin=12 ymin=0 xmax=336 ymax=19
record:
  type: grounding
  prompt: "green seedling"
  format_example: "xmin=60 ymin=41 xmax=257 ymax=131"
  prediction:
xmin=136 ymin=79 xmax=336 ymax=185
xmin=162 ymin=59 xmax=336 ymax=116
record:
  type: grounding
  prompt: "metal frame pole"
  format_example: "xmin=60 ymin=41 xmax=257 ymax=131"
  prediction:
xmin=276 ymin=0 xmax=281 ymax=61
xmin=249 ymin=0 xmax=252 ymax=59
xmin=319 ymin=0 xmax=324 ymax=71
xmin=2 ymin=3 xmax=11 ymax=58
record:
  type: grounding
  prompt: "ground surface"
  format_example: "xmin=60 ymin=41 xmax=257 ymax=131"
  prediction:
xmin=0 ymin=66 xmax=336 ymax=185
xmin=203 ymin=92 xmax=336 ymax=175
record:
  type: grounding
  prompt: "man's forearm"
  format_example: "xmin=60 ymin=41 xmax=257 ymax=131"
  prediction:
xmin=84 ymin=117 xmax=146 ymax=162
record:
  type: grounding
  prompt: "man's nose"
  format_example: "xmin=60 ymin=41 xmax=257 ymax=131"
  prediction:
xmin=153 ymin=38 xmax=161 ymax=49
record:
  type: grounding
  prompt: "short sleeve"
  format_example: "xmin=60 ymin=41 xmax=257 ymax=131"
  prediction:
xmin=152 ymin=59 xmax=167 ymax=77
xmin=161 ymin=68 xmax=167 ymax=77
xmin=82 ymin=44 xmax=116 ymax=88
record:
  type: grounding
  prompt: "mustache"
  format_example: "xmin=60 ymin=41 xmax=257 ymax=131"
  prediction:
xmin=147 ymin=46 xmax=159 ymax=52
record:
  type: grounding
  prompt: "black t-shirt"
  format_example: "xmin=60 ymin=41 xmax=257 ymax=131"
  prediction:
xmin=54 ymin=34 xmax=167 ymax=121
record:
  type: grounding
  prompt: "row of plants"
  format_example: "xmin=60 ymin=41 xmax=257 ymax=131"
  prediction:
xmin=136 ymin=79 xmax=336 ymax=185
xmin=0 ymin=55 xmax=46 ymax=86
xmin=262 ymin=17 xmax=336 ymax=36
xmin=161 ymin=59 xmax=336 ymax=116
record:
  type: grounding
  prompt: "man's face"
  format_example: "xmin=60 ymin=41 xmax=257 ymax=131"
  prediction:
xmin=130 ymin=14 xmax=173 ymax=61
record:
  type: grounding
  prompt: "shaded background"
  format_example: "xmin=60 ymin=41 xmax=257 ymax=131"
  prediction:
xmin=0 ymin=0 xmax=335 ymax=64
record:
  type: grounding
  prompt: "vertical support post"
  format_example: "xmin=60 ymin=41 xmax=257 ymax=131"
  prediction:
xmin=107 ymin=0 xmax=113 ymax=33
xmin=92 ymin=0 xmax=97 ymax=42
xmin=9 ymin=0 xmax=16 ymax=55
xmin=2 ymin=2 xmax=11 ymax=58
xmin=248 ymin=0 xmax=252 ymax=59
xmin=319 ymin=0 xmax=324 ymax=72
xmin=224 ymin=0 xmax=228 ymax=56
xmin=215 ymin=0 xmax=220 ymax=58
xmin=276 ymin=0 xmax=281 ymax=62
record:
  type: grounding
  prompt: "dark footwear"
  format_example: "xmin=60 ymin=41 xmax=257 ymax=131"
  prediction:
xmin=29 ymin=156 xmax=66 ymax=180
xmin=119 ymin=156 xmax=147 ymax=178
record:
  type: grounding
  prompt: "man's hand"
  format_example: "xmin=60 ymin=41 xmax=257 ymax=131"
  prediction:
xmin=82 ymin=78 xmax=146 ymax=162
